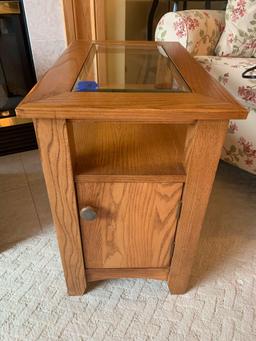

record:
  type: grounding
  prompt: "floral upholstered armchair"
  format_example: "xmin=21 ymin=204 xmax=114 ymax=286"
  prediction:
xmin=155 ymin=1 xmax=256 ymax=175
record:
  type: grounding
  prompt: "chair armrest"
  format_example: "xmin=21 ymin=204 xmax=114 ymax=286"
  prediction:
xmin=155 ymin=10 xmax=225 ymax=56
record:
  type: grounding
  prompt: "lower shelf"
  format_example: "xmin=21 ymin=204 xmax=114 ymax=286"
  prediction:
xmin=86 ymin=268 xmax=169 ymax=282
xmin=69 ymin=122 xmax=187 ymax=182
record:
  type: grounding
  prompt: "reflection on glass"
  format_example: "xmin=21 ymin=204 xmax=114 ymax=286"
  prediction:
xmin=73 ymin=44 xmax=190 ymax=93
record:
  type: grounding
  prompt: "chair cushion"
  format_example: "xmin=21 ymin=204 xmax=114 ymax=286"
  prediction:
xmin=155 ymin=10 xmax=225 ymax=56
xmin=215 ymin=0 xmax=256 ymax=57
xmin=196 ymin=55 xmax=256 ymax=174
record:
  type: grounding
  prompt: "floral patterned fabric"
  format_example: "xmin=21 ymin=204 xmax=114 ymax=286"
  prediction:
xmin=196 ymin=56 xmax=256 ymax=174
xmin=155 ymin=10 xmax=225 ymax=56
xmin=155 ymin=9 xmax=256 ymax=175
xmin=215 ymin=0 xmax=256 ymax=57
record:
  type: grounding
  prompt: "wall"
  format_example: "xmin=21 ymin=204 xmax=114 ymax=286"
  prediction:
xmin=23 ymin=0 xmax=67 ymax=79
xmin=126 ymin=0 xmax=168 ymax=40
xmin=103 ymin=0 xmax=168 ymax=40
xmin=105 ymin=0 xmax=126 ymax=40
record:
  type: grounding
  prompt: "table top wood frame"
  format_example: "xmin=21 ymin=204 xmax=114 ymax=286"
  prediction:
xmin=16 ymin=40 xmax=247 ymax=123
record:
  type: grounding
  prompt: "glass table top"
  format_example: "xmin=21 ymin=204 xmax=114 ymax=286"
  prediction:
xmin=73 ymin=43 xmax=190 ymax=93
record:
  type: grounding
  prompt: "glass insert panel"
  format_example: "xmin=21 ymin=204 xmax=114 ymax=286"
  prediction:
xmin=73 ymin=44 xmax=190 ymax=93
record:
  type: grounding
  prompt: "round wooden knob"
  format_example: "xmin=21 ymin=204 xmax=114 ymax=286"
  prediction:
xmin=80 ymin=206 xmax=97 ymax=221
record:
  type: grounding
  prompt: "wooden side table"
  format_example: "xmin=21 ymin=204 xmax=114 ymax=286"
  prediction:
xmin=16 ymin=41 xmax=247 ymax=296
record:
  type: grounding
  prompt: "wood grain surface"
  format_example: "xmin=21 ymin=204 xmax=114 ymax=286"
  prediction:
xmin=74 ymin=0 xmax=96 ymax=40
xmin=162 ymin=42 xmax=242 ymax=106
xmin=63 ymin=0 xmax=95 ymax=43
xmin=168 ymin=120 xmax=228 ymax=294
xmin=77 ymin=182 xmax=183 ymax=269
xmin=94 ymin=0 xmax=106 ymax=40
xmin=86 ymin=268 xmax=169 ymax=282
xmin=17 ymin=41 xmax=91 ymax=105
xmin=63 ymin=0 xmax=107 ymax=42
xmin=34 ymin=119 xmax=87 ymax=295
xmin=62 ymin=0 xmax=76 ymax=43
xmin=17 ymin=92 xmax=246 ymax=122
xmin=16 ymin=39 xmax=248 ymax=295
xmin=70 ymin=122 xmax=187 ymax=181
xmin=16 ymin=41 xmax=248 ymax=122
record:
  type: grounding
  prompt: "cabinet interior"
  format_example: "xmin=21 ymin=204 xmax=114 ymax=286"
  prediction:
xmin=68 ymin=121 xmax=188 ymax=182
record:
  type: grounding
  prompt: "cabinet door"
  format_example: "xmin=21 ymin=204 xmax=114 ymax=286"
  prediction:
xmin=76 ymin=182 xmax=183 ymax=269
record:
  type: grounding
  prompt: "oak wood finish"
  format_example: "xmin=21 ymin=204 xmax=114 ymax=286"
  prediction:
xmin=16 ymin=41 xmax=248 ymax=295
xmin=86 ymin=268 xmax=169 ymax=282
xmin=16 ymin=41 xmax=247 ymax=122
xmin=63 ymin=0 xmax=96 ymax=43
xmin=34 ymin=119 xmax=87 ymax=295
xmin=62 ymin=0 xmax=76 ymax=44
xmin=63 ymin=0 xmax=106 ymax=43
xmin=74 ymin=0 xmax=96 ymax=40
xmin=168 ymin=120 xmax=228 ymax=294
xmin=20 ymin=41 xmax=90 ymax=105
xmin=77 ymin=182 xmax=183 ymax=268
xmin=71 ymin=122 xmax=187 ymax=181
xmin=94 ymin=0 xmax=106 ymax=40
xmin=162 ymin=42 xmax=239 ymax=105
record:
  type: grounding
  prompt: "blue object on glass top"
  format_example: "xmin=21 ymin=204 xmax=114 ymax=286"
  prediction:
xmin=75 ymin=81 xmax=98 ymax=92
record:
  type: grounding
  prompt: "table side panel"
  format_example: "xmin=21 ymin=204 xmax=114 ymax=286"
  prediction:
xmin=168 ymin=120 xmax=228 ymax=294
xmin=34 ymin=118 xmax=87 ymax=295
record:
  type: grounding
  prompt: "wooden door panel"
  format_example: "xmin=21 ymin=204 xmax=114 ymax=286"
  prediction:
xmin=77 ymin=182 xmax=183 ymax=269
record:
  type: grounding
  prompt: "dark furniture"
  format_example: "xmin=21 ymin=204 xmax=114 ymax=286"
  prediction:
xmin=0 ymin=0 xmax=37 ymax=156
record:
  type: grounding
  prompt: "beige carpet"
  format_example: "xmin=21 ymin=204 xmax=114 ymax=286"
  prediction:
xmin=0 ymin=151 xmax=256 ymax=340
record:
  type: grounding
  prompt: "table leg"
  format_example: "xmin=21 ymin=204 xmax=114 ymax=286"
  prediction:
xmin=34 ymin=119 xmax=87 ymax=296
xmin=168 ymin=120 xmax=228 ymax=294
